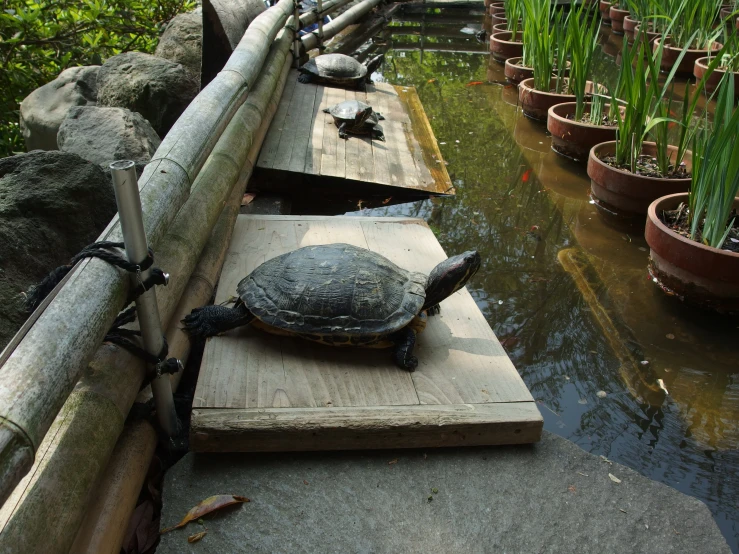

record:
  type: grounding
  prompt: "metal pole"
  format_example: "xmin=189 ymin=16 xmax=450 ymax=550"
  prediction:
xmin=294 ymin=2 xmax=302 ymax=67
xmin=109 ymin=160 xmax=180 ymax=437
xmin=317 ymin=0 xmax=324 ymax=51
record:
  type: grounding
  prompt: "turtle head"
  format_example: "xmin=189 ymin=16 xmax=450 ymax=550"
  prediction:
xmin=364 ymin=54 xmax=385 ymax=82
xmin=355 ymin=105 xmax=374 ymax=126
xmin=422 ymin=251 xmax=481 ymax=311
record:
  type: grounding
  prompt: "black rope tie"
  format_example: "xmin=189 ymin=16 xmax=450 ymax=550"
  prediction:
xmin=24 ymin=241 xmax=181 ymax=383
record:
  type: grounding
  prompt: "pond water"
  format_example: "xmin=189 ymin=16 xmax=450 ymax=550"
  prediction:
xmin=316 ymin=6 xmax=739 ymax=551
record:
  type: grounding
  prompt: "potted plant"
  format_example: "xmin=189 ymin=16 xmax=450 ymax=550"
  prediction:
xmin=588 ymin=35 xmax=718 ymax=214
xmin=600 ymin=0 xmax=613 ymax=25
xmin=547 ymin=3 xmax=611 ymax=161
xmin=645 ymin=74 xmax=739 ymax=311
xmin=694 ymin=35 xmax=739 ymax=98
xmin=653 ymin=0 xmax=723 ymax=75
xmin=491 ymin=0 xmax=525 ymax=64
xmin=609 ymin=1 xmax=631 ymax=34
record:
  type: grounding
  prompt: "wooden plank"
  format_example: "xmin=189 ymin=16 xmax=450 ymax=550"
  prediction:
xmin=191 ymin=403 xmax=544 ymax=452
xmin=271 ymin=80 xmax=306 ymax=171
xmin=304 ymin=83 xmax=329 ymax=176
xmin=343 ymin=89 xmax=362 ymax=182
xmin=257 ymin=72 xmax=298 ymax=169
xmin=320 ymin=87 xmax=347 ymax=178
xmin=286 ymin=82 xmax=318 ymax=173
xmin=365 ymin=85 xmax=391 ymax=185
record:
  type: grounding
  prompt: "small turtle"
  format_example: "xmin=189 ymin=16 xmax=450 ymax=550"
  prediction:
xmin=183 ymin=244 xmax=481 ymax=371
xmin=323 ymin=100 xmax=386 ymax=140
xmin=298 ymin=53 xmax=384 ymax=88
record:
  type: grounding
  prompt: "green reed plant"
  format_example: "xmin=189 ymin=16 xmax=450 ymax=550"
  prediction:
xmin=566 ymin=1 xmax=601 ymax=120
xmin=521 ymin=0 xmax=554 ymax=91
xmin=687 ymin=73 xmax=739 ymax=248
xmin=670 ymin=0 xmax=723 ymax=50
xmin=505 ymin=0 xmax=523 ymax=42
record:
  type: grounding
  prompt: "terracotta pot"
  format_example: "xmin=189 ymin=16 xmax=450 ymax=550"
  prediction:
xmin=600 ymin=0 xmax=613 ymax=24
xmin=490 ymin=31 xmax=524 ymax=63
xmin=645 ymin=193 xmax=739 ymax=312
xmin=491 ymin=13 xmax=507 ymax=27
xmin=518 ymin=78 xmax=598 ymax=121
xmin=489 ymin=2 xmax=505 ymax=16
xmin=588 ymin=141 xmax=692 ymax=215
xmin=547 ymin=102 xmax=619 ymax=163
xmin=633 ymin=23 xmax=660 ymax=45
xmin=694 ymin=57 xmax=739 ymax=99
xmin=623 ymin=15 xmax=638 ymax=43
xmin=654 ymin=37 xmax=722 ymax=76
xmin=609 ymin=6 xmax=629 ymax=35
xmin=504 ymin=57 xmax=533 ymax=84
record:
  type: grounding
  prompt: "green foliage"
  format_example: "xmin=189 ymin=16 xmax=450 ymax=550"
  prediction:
xmin=668 ymin=0 xmax=723 ymax=50
xmin=688 ymin=73 xmax=739 ymax=248
xmin=566 ymin=1 xmax=601 ymax=120
xmin=504 ymin=0 xmax=523 ymax=42
xmin=0 ymin=0 xmax=195 ymax=158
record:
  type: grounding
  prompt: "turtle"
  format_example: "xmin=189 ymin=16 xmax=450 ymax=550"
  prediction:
xmin=322 ymin=100 xmax=386 ymax=140
xmin=183 ymin=243 xmax=481 ymax=371
xmin=297 ymin=53 xmax=384 ymax=88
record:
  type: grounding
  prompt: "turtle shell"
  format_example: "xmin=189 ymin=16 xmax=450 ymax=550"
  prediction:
xmin=301 ymin=54 xmax=367 ymax=82
xmin=237 ymin=244 xmax=427 ymax=337
xmin=327 ymin=100 xmax=379 ymax=124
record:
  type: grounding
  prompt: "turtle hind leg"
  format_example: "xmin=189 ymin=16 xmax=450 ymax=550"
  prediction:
xmin=391 ymin=327 xmax=418 ymax=371
xmin=297 ymin=73 xmax=313 ymax=84
xmin=338 ymin=122 xmax=349 ymax=140
xmin=373 ymin=125 xmax=385 ymax=142
xmin=376 ymin=112 xmax=385 ymax=121
xmin=182 ymin=302 xmax=255 ymax=338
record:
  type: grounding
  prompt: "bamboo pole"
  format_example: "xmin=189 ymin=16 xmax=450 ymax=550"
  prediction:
xmin=68 ymin=104 xmax=285 ymax=554
xmin=0 ymin=32 xmax=294 ymax=554
xmin=0 ymin=0 xmax=295 ymax=507
xmin=301 ymin=0 xmax=384 ymax=51
xmin=299 ymin=0 xmax=354 ymax=27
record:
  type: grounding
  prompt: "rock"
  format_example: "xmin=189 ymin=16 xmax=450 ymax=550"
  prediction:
xmin=201 ymin=0 xmax=266 ymax=85
xmin=155 ymin=8 xmax=203 ymax=80
xmin=58 ymin=106 xmax=161 ymax=168
xmin=0 ymin=151 xmax=116 ymax=350
xmin=19 ymin=66 xmax=100 ymax=151
xmin=96 ymin=52 xmax=199 ymax=136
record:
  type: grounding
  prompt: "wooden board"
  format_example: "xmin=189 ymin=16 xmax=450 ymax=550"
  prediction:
xmin=190 ymin=215 xmax=542 ymax=451
xmin=254 ymin=70 xmax=454 ymax=197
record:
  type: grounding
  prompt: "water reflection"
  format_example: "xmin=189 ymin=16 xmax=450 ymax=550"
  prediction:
xmin=345 ymin=8 xmax=739 ymax=551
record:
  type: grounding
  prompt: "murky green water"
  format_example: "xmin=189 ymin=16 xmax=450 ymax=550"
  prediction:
xmin=332 ymin=7 xmax=739 ymax=551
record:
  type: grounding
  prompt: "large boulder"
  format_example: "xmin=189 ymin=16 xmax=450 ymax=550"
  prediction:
xmin=0 ymin=151 xmax=116 ymax=350
xmin=155 ymin=8 xmax=203 ymax=80
xmin=19 ymin=66 xmax=100 ymax=151
xmin=58 ymin=106 xmax=161 ymax=168
xmin=96 ymin=52 xmax=199 ymax=137
xmin=201 ymin=0 xmax=266 ymax=85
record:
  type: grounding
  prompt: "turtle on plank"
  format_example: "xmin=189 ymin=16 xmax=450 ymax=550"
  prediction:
xmin=297 ymin=53 xmax=384 ymax=88
xmin=323 ymin=100 xmax=386 ymax=140
xmin=183 ymin=244 xmax=481 ymax=371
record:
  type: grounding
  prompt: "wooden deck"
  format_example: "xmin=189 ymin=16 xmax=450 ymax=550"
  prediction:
xmin=253 ymin=70 xmax=454 ymax=197
xmin=190 ymin=215 xmax=542 ymax=452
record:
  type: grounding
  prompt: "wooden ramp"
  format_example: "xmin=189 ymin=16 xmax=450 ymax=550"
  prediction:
xmin=253 ymin=70 xmax=454 ymax=197
xmin=190 ymin=215 xmax=542 ymax=452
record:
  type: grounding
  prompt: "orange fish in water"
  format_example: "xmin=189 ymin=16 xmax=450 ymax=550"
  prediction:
xmin=522 ymin=169 xmax=531 ymax=182
xmin=466 ymin=81 xmax=484 ymax=87
xmin=427 ymin=78 xmax=437 ymax=83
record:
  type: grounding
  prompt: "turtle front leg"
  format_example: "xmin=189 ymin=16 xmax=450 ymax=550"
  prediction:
xmin=338 ymin=122 xmax=349 ymax=140
xmin=297 ymin=73 xmax=313 ymax=84
xmin=391 ymin=327 xmax=418 ymax=371
xmin=427 ymin=304 xmax=441 ymax=316
xmin=182 ymin=302 xmax=255 ymax=338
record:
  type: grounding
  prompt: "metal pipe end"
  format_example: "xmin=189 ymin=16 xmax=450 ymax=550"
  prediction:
xmin=109 ymin=160 xmax=136 ymax=171
xmin=163 ymin=272 xmax=170 ymax=285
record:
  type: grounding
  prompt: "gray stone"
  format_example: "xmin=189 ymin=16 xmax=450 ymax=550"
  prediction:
xmin=201 ymin=0 xmax=266 ymax=85
xmin=57 ymin=106 xmax=161 ymax=168
xmin=19 ymin=66 xmax=99 ymax=151
xmin=0 ymin=151 xmax=116 ymax=350
xmin=155 ymin=8 xmax=203 ymax=79
xmin=96 ymin=52 xmax=199 ymax=137
xmin=158 ymin=432 xmax=730 ymax=553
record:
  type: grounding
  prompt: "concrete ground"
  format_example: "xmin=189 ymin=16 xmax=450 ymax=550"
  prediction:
xmin=158 ymin=431 xmax=729 ymax=553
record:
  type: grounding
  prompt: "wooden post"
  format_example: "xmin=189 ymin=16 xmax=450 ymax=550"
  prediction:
xmin=0 ymin=0 xmax=295 ymax=508
xmin=0 ymin=31 xmax=294 ymax=554
xmin=301 ymin=0 xmax=384 ymax=51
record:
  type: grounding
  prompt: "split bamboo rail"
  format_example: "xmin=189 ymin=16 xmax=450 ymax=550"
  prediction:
xmin=0 ymin=0 xmax=295 ymax=508
xmin=301 ymin=0 xmax=385 ymax=51
xmin=0 ymin=27 xmax=294 ymax=553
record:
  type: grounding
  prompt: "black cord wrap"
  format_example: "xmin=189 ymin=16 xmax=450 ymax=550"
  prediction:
xmin=24 ymin=241 xmax=181 ymax=380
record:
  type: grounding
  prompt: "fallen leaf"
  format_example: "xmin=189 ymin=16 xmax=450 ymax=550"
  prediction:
xmin=431 ymin=488 xmax=439 ymax=494
xmin=620 ymin=508 xmax=627 ymax=513
xmin=568 ymin=485 xmax=576 ymax=493
xmin=188 ymin=531 xmax=208 ymax=543
xmin=388 ymin=459 xmax=398 ymax=465
xmin=427 ymin=495 xmax=434 ymax=502
xmin=303 ymin=480 xmax=309 ymax=485
xmin=596 ymin=390 xmax=607 ymax=398
xmin=609 ymin=473 xmax=621 ymax=484
xmin=161 ymin=495 xmax=250 ymax=533
xmin=241 ymin=193 xmax=256 ymax=206
xmin=382 ymin=197 xmax=392 ymax=205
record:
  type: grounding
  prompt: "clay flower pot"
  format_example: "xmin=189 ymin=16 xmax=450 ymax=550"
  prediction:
xmin=645 ymin=193 xmax=739 ymax=312
xmin=633 ymin=23 xmax=660 ymax=45
xmin=623 ymin=15 xmax=639 ymax=43
xmin=490 ymin=31 xmax=524 ymax=63
xmin=504 ymin=57 xmax=533 ymax=84
xmin=547 ymin=102 xmax=618 ymax=163
xmin=600 ymin=0 xmax=613 ymax=25
xmin=489 ymin=2 xmax=505 ymax=16
xmin=494 ymin=22 xmax=522 ymax=34
xmin=588 ymin=141 xmax=692 ymax=215
xmin=653 ymin=37 xmax=722 ymax=76
xmin=491 ymin=13 xmax=507 ymax=27
xmin=518 ymin=78 xmax=597 ymax=121
xmin=609 ymin=6 xmax=630 ymax=35
xmin=694 ymin=57 xmax=739 ymax=99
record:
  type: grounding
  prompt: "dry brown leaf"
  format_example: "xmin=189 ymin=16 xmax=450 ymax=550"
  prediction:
xmin=188 ymin=531 xmax=208 ymax=543
xmin=241 ymin=193 xmax=256 ymax=206
xmin=161 ymin=495 xmax=250 ymax=534
xmin=388 ymin=459 xmax=398 ymax=465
